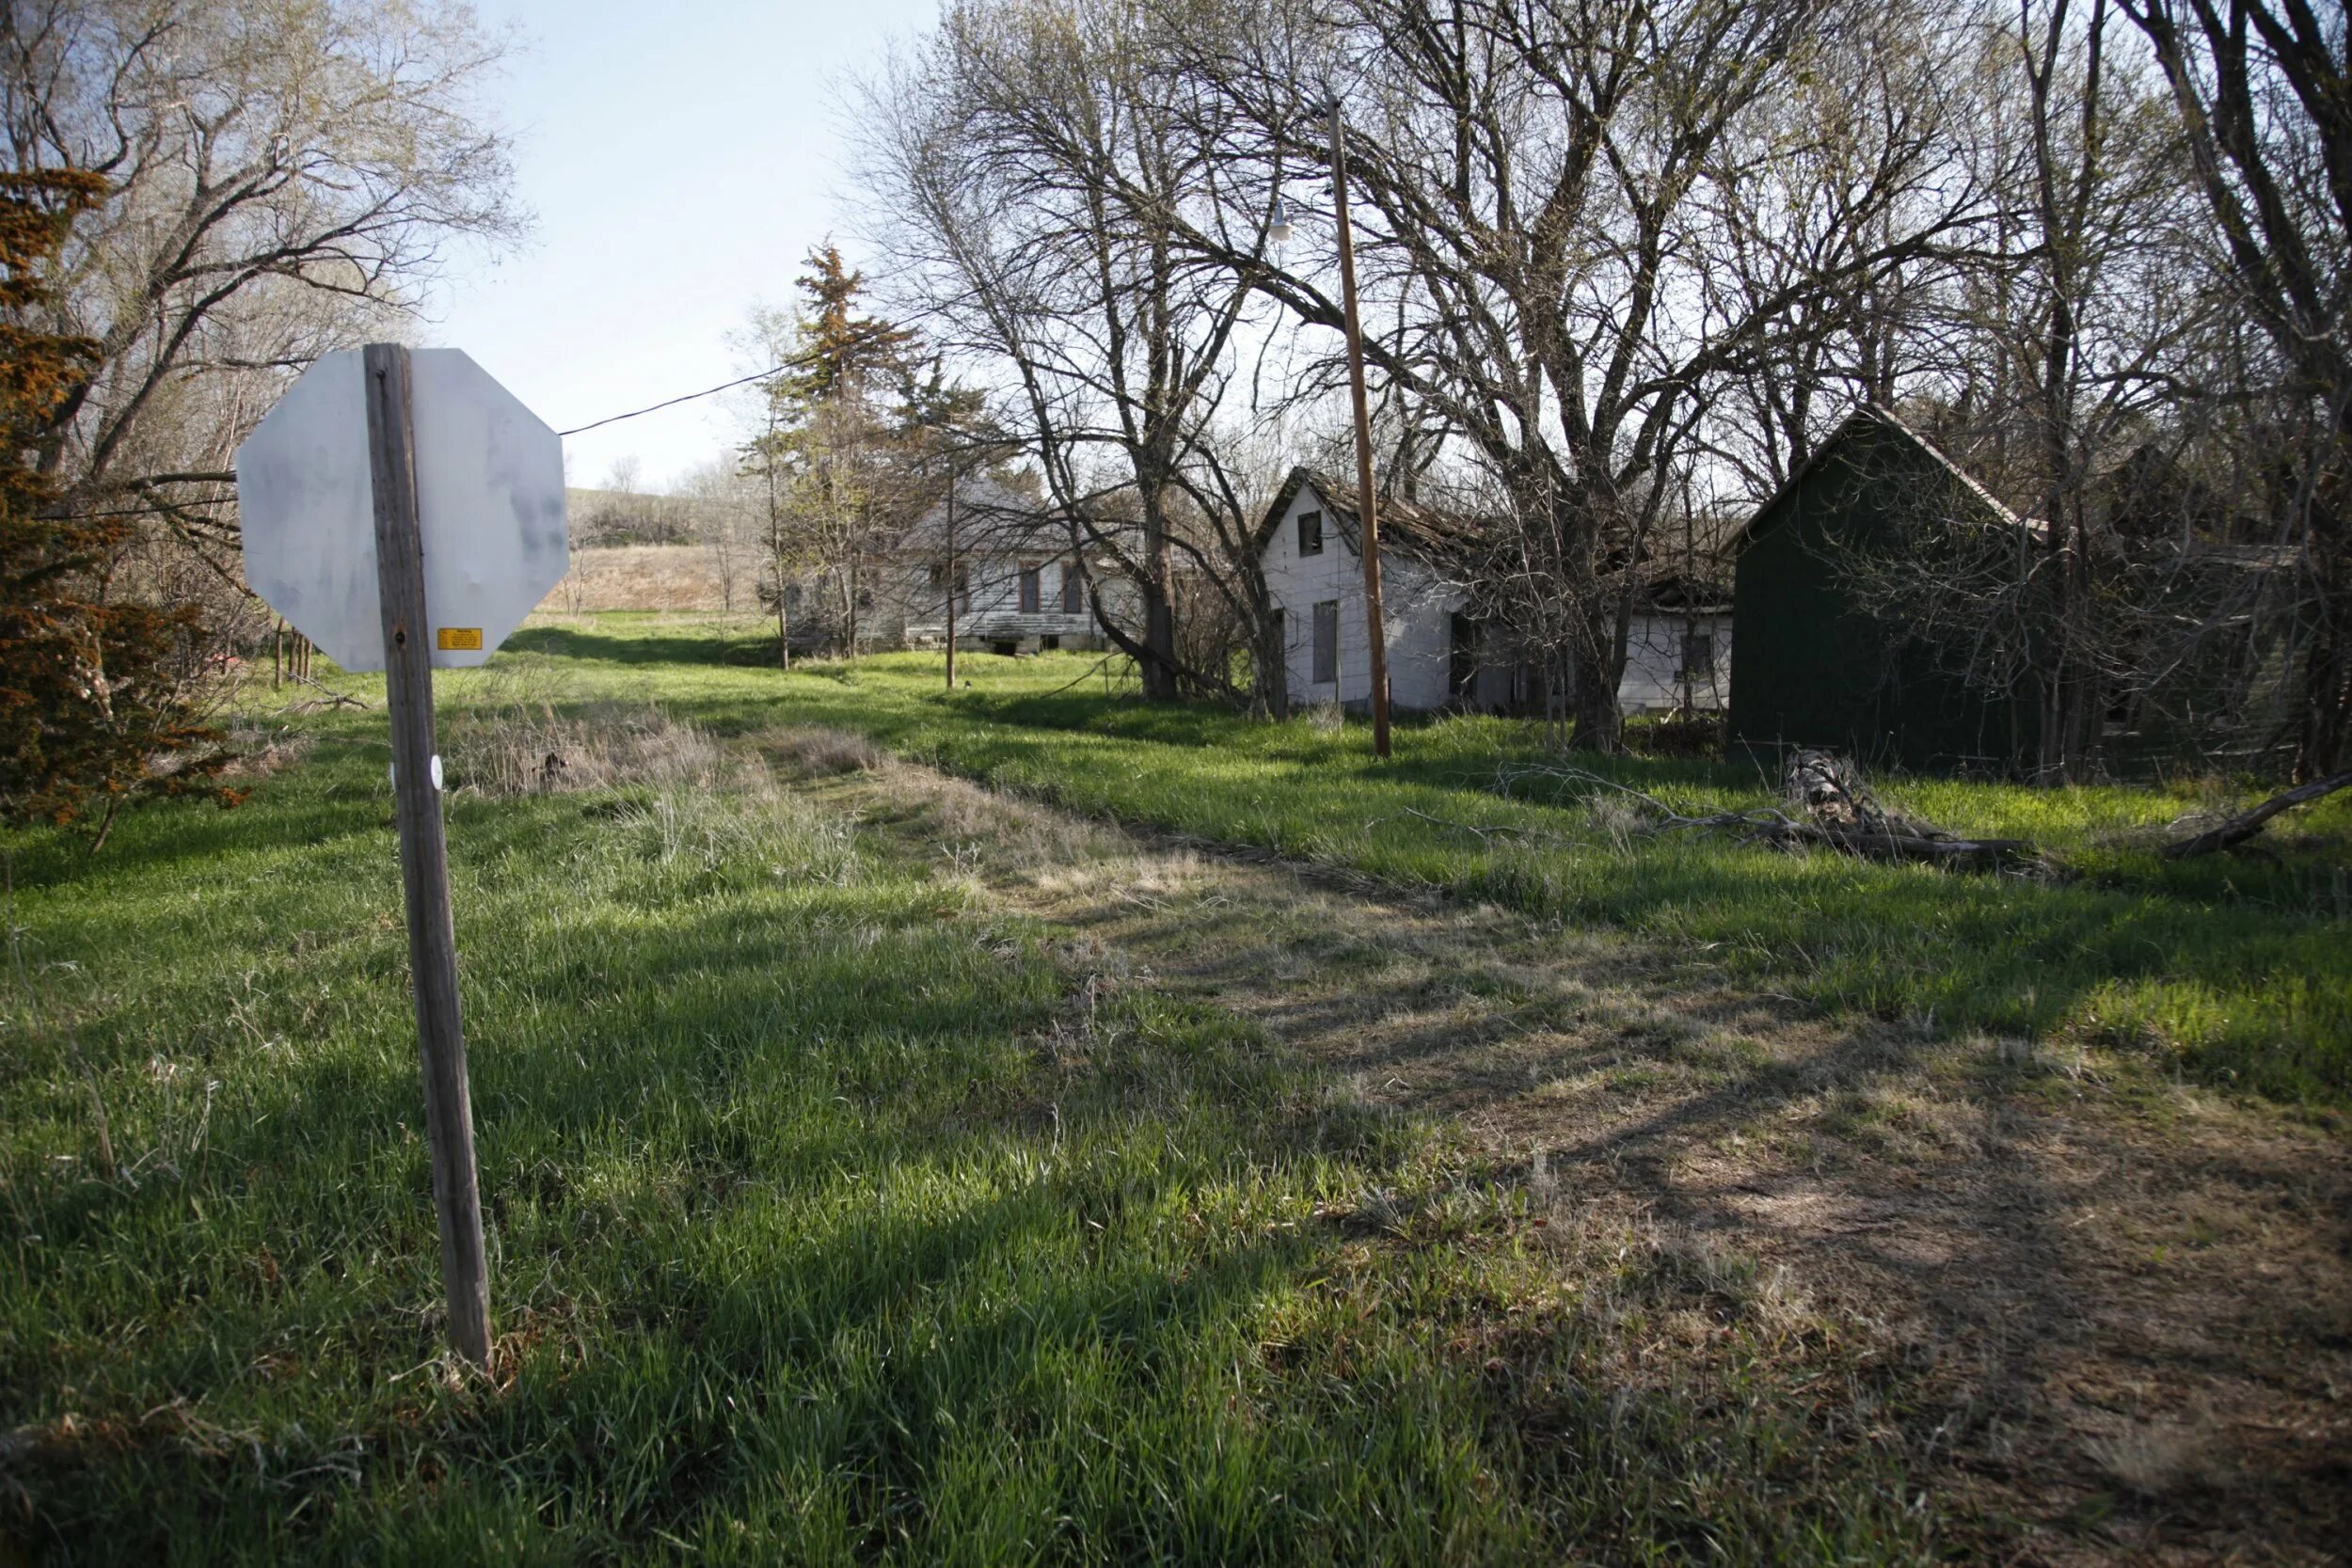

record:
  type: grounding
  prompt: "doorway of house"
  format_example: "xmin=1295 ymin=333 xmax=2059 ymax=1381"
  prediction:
xmin=1449 ymin=612 xmax=1478 ymax=707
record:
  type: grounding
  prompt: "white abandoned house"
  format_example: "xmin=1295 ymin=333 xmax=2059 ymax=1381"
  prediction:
xmin=894 ymin=477 xmax=1136 ymax=655
xmin=1257 ymin=467 xmax=1732 ymax=716
xmin=777 ymin=476 xmax=1131 ymax=656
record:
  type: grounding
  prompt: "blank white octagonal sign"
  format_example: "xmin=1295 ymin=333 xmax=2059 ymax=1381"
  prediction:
xmin=235 ymin=349 xmax=568 ymax=671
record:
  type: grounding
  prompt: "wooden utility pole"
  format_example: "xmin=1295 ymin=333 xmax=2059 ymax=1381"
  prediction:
xmin=362 ymin=342 xmax=493 ymax=1370
xmin=945 ymin=472 xmax=959 ymax=690
xmin=1328 ymin=97 xmax=1392 ymax=759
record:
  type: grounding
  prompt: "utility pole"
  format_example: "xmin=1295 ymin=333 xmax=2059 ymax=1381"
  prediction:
xmin=1328 ymin=96 xmax=1391 ymax=758
xmin=945 ymin=470 xmax=959 ymax=690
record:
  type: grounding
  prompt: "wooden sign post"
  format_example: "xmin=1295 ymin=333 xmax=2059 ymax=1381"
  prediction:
xmin=362 ymin=343 xmax=492 ymax=1368
xmin=236 ymin=342 xmax=567 ymax=1370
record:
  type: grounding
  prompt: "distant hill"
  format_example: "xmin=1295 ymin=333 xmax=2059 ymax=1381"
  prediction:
xmin=564 ymin=486 xmax=715 ymax=547
xmin=538 ymin=543 xmax=735 ymax=613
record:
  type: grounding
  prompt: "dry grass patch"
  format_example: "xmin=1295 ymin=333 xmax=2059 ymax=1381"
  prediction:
xmin=443 ymin=701 xmax=741 ymax=797
xmin=539 ymin=545 xmax=727 ymax=611
xmin=770 ymin=729 xmax=1120 ymax=878
xmin=215 ymin=719 xmax=317 ymax=783
xmin=763 ymin=725 xmax=885 ymax=777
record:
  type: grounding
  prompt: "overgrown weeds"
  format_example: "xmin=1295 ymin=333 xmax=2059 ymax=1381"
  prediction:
xmin=0 ymin=691 xmax=1949 ymax=1563
xmin=651 ymin=642 xmax=2349 ymax=1108
xmin=441 ymin=700 xmax=737 ymax=797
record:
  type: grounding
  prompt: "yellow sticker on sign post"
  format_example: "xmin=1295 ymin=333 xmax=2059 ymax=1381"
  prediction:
xmin=437 ymin=626 xmax=484 ymax=651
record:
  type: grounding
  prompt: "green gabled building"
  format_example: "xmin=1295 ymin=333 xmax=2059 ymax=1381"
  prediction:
xmin=1726 ymin=406 xmax=2037 ymax=775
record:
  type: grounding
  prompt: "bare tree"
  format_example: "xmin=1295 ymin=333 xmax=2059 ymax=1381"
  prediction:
xmin=679 ymin=457 xmax=757 ymax=614
xmin=1159 ymin=0 xmax=1989 ymax=750
xmin=2120 ymin=0 xmax=2350 ymax=779
xmin=4 ymin=0 xmax=521 ymax=562
xmin=857 ymin=0 xmax=1293 ymax=705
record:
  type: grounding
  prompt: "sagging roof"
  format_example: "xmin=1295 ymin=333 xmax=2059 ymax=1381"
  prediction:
xmin=892 ymin=474 xmax=1075 ymax=557
xmin=1733 ymin=404 xmax=2024 ymax=547
xmin=1263 ymin=465 xmax=1486 ymax=571
xmin=1265 ymin=465 xmax=1737 ymax=611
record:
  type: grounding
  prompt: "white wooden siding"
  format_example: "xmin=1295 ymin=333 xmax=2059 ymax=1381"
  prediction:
xmin=1262 ymin=485 xmax=1468 ymax=710
xmin=902 ymin=554 xmax=1105 ymax=644
xmin=1261 ymin=481 xmax=1734 ymax=713
xmin=1619 ymin=612 xmax=1733 ymax=713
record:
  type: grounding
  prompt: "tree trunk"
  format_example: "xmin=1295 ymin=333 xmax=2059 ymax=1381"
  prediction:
xmin=2035 ymin=511 xmax=2101 ymax=785
xmin=2296 ymin=435 xmax=2352 ymax=782
xmin=1569 ymin=648 xmax=1621 ymax=753
xmin=1255 ymin=608 xmax=1289 ymax=720
xmin=1138 ymin=484 xmax=1181 ymax=700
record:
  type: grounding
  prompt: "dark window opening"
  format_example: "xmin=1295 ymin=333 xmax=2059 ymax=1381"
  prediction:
xmin=1681 ymin=632 xmax=1714 ymax=677
xmin=1061 ymin=561 xmax=1085 ymax=613
xmin=1041 ymin=635 xmax=1060 ymax=651
xmin=1018 ymin=563 xmax=1041 ymax=613
xmin=1449 ymin=612 xmax=1478 ymax=703
xmin=1311 ymin=599 xmax=1339 ymax=685
xmin=953 ymin=565 xmax=969 ymax=611
xmin=1297 ymin=509 xmax=1323 ymax=556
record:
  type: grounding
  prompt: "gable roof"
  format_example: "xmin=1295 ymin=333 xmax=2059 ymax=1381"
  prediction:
xmin=1263 ymin=465 xmax=1740 ymax=610
xmin=1262 ymin=466 xmax=1485 ymax=571
xmin=893 ymin=474 xmax=1076 ymax=558
xmin=1733 ymin=404 xmax=2022 ymax=548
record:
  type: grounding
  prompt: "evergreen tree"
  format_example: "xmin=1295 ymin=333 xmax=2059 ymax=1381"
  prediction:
xmin=778 ymin=245 xmax=914 ymax=406
xmin=0 ymin=170 xmax=230 ymax=850
xmin=744 ymin=247 xmax=921 ymax=659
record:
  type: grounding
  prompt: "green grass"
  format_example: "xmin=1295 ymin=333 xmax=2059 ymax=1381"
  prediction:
xmin=1 ymin=635 xmax=1941 ymax=1563
xmin=497 ymin=617 xmax=2351 ymax=1109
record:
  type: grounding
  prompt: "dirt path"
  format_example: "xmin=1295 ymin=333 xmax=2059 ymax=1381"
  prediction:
xmin=772 ymin=732 xmax=2352 ymax=1564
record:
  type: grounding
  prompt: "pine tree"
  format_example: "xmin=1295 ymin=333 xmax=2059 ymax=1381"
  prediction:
xmin=778 ymin=245 xmax=914 ymax=407
xmin=0 ymin=170 xmax=230 ymax=850
xmin=745 ymin=247 xmax=919 ymax=660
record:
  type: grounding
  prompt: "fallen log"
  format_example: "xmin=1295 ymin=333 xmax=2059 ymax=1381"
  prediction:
xmin=1490 ymin=753 xmax=2343 ymax=875
xmin=2157 ymin=768 xmax=2352 ymax=859
xmin=1492 ymin=761 xmax=2040 ymax=869
xmin=1740 ymin=819 xmax=2042 ymax=871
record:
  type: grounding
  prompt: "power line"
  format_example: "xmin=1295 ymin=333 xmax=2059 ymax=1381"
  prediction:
xmin=556 ymin=343 xmax=861 ymax=436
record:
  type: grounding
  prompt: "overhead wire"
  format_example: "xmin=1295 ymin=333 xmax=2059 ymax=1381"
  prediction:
xmin=551 ymin=276 xmax=1001 ymax=437
xmin=555 ymin=357 xmax=809 ymax=436
xmin=57 ymin=333 xmax=946 ymax=520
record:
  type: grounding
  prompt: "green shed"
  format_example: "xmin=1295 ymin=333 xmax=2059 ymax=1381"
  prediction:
xmin=1726 ymin=407 xmax=2036 ymax=775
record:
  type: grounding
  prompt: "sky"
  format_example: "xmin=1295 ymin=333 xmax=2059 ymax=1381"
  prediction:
xmin=421 ymin=0 xmax=942 ymax=494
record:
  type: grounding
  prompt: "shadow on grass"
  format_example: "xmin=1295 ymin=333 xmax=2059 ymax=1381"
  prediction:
xmin=506 ymin=624 xmax=779 ymax=669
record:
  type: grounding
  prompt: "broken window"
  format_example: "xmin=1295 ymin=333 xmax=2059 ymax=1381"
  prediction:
xmin=1312 ymin=599 xmax=1339 ymax=684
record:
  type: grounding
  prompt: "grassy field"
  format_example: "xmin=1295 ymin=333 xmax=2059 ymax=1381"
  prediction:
xmin=3 ymin=626 xmax=1940 ymax=1564
xmin=2 ymin=611 xmax=2343 ymax=1562
xmin=516 ymin=616 xmax=2351 ymax=1108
